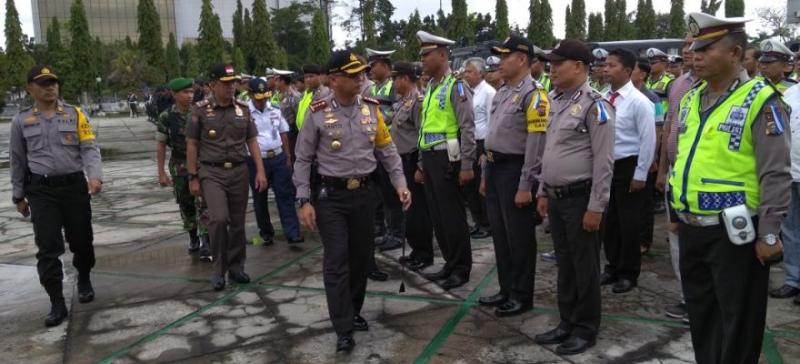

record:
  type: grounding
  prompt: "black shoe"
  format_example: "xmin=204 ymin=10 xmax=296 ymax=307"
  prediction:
xmin=665 ymin=302 xmax=688 ymax=320
xmin=439 ymin=274 xmax=468 ymax=290
xmin=378 ymin=236 xmax=404 ymax=252
xmin=368 ymin=269 xmax=389 ymax=281
xmin=534 ymin=327 xmax=571 ymax=345
xmin=469 ymin=225 xmax=480 ymax=235
xmin=599 ymin=272 xmax=617 ymax=286
xmin=228 ymin=271 xmax=251 ymax=284
xmin=555 ymin=336 xmax=596 ymax=355
xmin=423 ymin=269 xmax=450 ymax=281
xmin=399 ymin=256 xmax=413 ymax=265
xmin=494 ymin=299 xmax=532 ymax=317
xmin=769 ymin=284 xmax=800 ymax=298
xmin=374 ymin=234 xmax=387 ymax=247
xmin=211 ymin=274 xmax=226 ymax=291
xmin=478 ymin=293 xmax=507 ymax=307
xmin=199 ymin=235 xmax=212 ymax=262
xmin=353 ymin=315 xmax=369 ymax=331
xmin=77 ymin=275 xmax=95 ymax=303
xmin=408 ymin=260 xmax=432 ymax=271
xmin=470 ymin=228 xmax=491 ymax=239
xmin=287 ymin=236 xmax=304 ymax=244
xmin=612 ymin=278 xmax=636 ymax=294
xmin=336 ymin=334 xmax=355 ymax=353
xmin=44 ymin=302 xmax=68 ymax=327
xmin=188 ymin=230 xmax=200 ymax=252
xmin=260 ymin=234 xmax=275 ymax=246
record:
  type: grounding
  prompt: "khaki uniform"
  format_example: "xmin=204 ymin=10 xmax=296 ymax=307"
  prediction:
xmin=538 ymin=81 xmax=615 ymax=340
xmin=186 ymin=97 xmax=257 ymax=276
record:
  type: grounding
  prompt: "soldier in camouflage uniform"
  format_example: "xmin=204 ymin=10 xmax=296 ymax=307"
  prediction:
xmin=156 ymin=77 xmax=211 ymax=261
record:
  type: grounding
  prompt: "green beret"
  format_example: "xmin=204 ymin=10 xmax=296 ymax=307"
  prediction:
xmin=167 ymin=77 xmax=194 ymax=91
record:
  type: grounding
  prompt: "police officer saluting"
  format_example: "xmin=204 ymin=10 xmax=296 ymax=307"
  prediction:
xmin=416 ymin=30 xmax=477 ymax=289
xmin=293 ymin=50 xmax=411 ymax=353
xmin=669 ymin=13 xmax=790 ymax=363
xmin=478 ymin=35 xmax=549 ymax=317
xmin=186 ymin=64 xmax=268 ymax=291
xmin=534 ymin=40 xmax=615 ymax=355
xmin=10 ymin=65 xmax=103 ymax=326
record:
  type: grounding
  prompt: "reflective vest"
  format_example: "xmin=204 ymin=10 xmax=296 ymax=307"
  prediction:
xmin=419 ymin=74 xmax=460 ymax=149
xmin=754 ymin=75 xmax=797 ymax=93
xmin=296 ymin=90 xmax=314 ymax=130
xmin=270 ymin=90 xmax=282 ymax=108
xmin=370 ymin=79 xmax=394 ymax=120
xmin=669 ymin=79 xmax=775 ymax=214
xmin=537 ymin=73 xmax=552 ymax=92
xmin=646 ymin=72 xmax=674 ymax=123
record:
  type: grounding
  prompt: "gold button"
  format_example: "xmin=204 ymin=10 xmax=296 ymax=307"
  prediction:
xmin=331 ymin=139 xmax=342 ymax=151
xmin=208 ymin=129 xmax=217 ymax=139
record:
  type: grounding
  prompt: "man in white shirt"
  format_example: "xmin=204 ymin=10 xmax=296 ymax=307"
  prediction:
xmin=245 ymin=78 xmax=303 ymax=245
xmin=770 ymin=83 xmax=800 ymax=302
xmin=462 ymin=57 xmax=496 ymax=239
xmin=600 ymin=48 xmax=656 ymax=294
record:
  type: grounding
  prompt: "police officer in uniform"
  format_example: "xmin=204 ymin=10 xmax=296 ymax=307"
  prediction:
xmin=10 ymin=65 xmax=103 ymax=326
xmin=669 ymin=13 xmax=790 ymax=363
xmin=478 ymin=36 xmax=549 ymax=317
xmin=534 ymin=40 xmax=616 ymax=355
xmin=590 ymin=48 xmax=610 ymax=94
xmin=531 ymin=46 xmax=552 ymax=92
xmin=293 ymin=50 xmax=411 ymax=353
xmin=416 ymin=30 xmax=477 ymax=289
xmin=757 ymin=39 xmax=798 ymax=93
xmin=296 ymin=64 xmax=332 ymax=131
xmin=275 ymin=69 xmax=302 ymax=156
xmin=156 ymin=77 xmax=211 ymax=260
xmin=390 ymin=61 xmax=434 ymax=270
xmin=186 ymin=64 xmax=268 ymax=291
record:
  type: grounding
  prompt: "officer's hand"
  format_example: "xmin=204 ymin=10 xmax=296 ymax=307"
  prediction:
xmin=514 ymin=190 xmax=533 ymax=208
xmin=299 ymin=204 xmax=316 ymax=230
xmin=479 ymin=178 xmax=486 ymax=197
xmin=16 ymin=200 xmax=30 ymax=218
xmin=755 ymin=238 xmax=784 ymax=266
xmin=536 ymin=197 xmax=548 ymax=218
xmin=629 ymin=180 xmax=646 ymax=193
xmin=397 ymin=187 xmax=412 ymax=211
xmin=655 ymin=172 xmax=667 ymax=193
xmin=459 ymin=169 xmax=475 ymax=186
xmin=88 ymin=179 xmax=103 ymax=195
xmin=414 ymin=169 xmax=424 ymax=184
xmin=255 ymin=172 xmax=268 ymax=192
xmin=189 ymin=179 xmax=202 ymax=197
xmin=158 ymin=173 xmax=172 ymax=187
xmin=583 ymin=210 xmax=603 ymax=232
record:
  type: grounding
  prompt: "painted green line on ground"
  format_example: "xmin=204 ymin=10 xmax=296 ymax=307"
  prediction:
xmin=768 ymin=327 xmax=800 ymax=339
xmin=92 ymin=270 xmax=208 ymax=284
xmin=256 ymin=282 xmax=466 ymax=306
xmin=93 ymin=245 xmax=322 ymax=364
xmin=413 ymin=266 xmax=498 ymax=364
xmin=762 ymin=332 xmax=784 ymax=364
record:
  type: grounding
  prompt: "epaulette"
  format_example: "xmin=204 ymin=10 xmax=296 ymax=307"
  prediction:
xmin=309 ymin=100 xmax=328 ymax=113
xmin=195 ymin=99 xmax=210 ymax=108
xmin=763 ymin=78 xmax=784 ymax=97
xmin=587 ymin=89 xmax=603 ymax=100
xmin=362 ymin=96 xmax=380 ymax=105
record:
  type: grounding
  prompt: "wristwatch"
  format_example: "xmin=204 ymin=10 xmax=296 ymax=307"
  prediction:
xmin=295 ymin=198 xmax=310 ymax=208
xmin=187 ymin=173 xmax=198 ymax=181
xmin=762 ymin=234 xmax=779 ymax=246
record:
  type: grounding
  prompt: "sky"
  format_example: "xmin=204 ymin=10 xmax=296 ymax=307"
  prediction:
xmin=0 ymin=0 xmax=791 ymax=48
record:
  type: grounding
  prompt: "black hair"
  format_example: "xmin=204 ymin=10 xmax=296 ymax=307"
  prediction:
xmin=278 ymin=75 xmax=292 ymax=85
xmin=636 ymin=57 xmax=651 ymax=76
xmin=746 ymin=46 xmax=762 ymax=60
xmin=608 ymin=48 xmax=636 ymax=71
xmin=725 ymin=32 xmax=748 ymax=61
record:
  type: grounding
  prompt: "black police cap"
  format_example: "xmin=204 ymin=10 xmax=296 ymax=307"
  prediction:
xmin=326 ymin=49 xmax=369 ymax=75
xmin=544 ymin=39 xmax=593 ymax=64
xmin=392 ymin=61 xmax=420 ymax=79
xmin=208 ymin=63 xmax=237 ymax=81
xmin=302 ymin=64 xmax=324 ymax=75
xmin=27 ymin=65 xmax=59 ymax=84
xmin=491 ymin=35 xmax=535 ymax=57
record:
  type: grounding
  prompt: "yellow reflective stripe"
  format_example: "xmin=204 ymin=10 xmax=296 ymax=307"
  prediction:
xmin=76 ymin=107 xmax=95 ymax=142
xmin=374 ymin=107 xmax=393 ymax=147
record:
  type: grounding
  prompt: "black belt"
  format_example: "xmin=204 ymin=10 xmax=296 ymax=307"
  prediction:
xmin=200 ymin=161 xmax=244 ymax=169
xmin=29 ymin=171 xmax=85 ymax=187
xmin=544 ymin=180 xmax=592 ymax=200
xmin=171 ymin=152 xmax=187 ymax=161
xmin=400 ymin=151 xmax=419 ymax=162
xmin=486 ymin=150 xmax=524 ymax=164
xmin=320 ymin=175 xmax=372 ymax=190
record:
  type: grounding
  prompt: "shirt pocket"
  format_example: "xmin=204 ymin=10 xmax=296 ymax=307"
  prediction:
xmin=230 ymin=117 xmax=249 ymax=143
xmin=22 ymin=125 xmax=45 ymax=151
xmin=57 ymin=123 xmax=80 ymax=146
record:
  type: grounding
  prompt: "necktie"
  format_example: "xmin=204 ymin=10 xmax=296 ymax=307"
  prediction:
xmin=608 ymin=91 xmax=620 ymax=106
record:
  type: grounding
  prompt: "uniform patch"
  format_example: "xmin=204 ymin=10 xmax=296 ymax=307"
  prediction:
xmin=595 ymin=101 xmax=609 ymax=124
xmin=24 ymin=116 xmax=36 ymax=124
xmin=75 ymin=107 xmax=95 ymax=142
xmin=374 ymin=111 xmax=393 ymax=147
xmin=570 ymin=104 xmax=582 ymax=116
xmin=526 ymin=90 xmax=549 ymax=133
xmin=766 ymin=103 xmax=786 ymax=136
xmin=309 ymin=100 xmax=328 ymax=113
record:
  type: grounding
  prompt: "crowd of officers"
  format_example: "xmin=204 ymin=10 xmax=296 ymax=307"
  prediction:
xmin=7 ymin=10 xmax=797 ymax=363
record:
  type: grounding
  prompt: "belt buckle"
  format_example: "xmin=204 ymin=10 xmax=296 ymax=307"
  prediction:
xmin=267 ymin=150 xmax=275 ymax=158
xmin=346 ymin=178 xmax=361 ymax=190
xmin=685 ymin=214 xmax=699 ymax=226
xmin=223 ymin=162 xmax=233 ymax=169
xmin=486 ymin=151 xmax=494 ymax=162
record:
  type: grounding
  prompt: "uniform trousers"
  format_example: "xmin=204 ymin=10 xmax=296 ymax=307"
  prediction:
xmin=27 ymin=172 xmax=94 ymax=303
xmin=315 ymin=182 xmax=376 ymax=335
xmin=401 ymin=151 xmax=433 ymax=264
xmin=603 ymin=156 xmax=645 ymax=282
xmin=462 ymin=140 xmax=490 ymax=230
xmin=246 ymin=153 xmax=301 ymax=240
xmin=200 ymin=163 xmax=250 ymax=276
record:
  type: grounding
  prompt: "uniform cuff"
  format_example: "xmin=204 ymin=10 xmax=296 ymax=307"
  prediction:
xmin=518 ymin=180 xmax=533 ymax=192
xmin=587 ymin=199 xmax=607 ymax=213
xmin=758 ymin=217 xmax=782 ymax=237
xmin=390 ymin=175 xmax=408 ymax=191
xmin=155 ymin=132 xmax=168 ymax=143
xmin=296 ymin=188 xmax=310 ymax=200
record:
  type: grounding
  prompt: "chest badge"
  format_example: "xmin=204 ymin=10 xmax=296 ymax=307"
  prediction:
xmin=361 ymin=106 xmax=370 ymax=116
xmin=331 ymin=139 xmax=342 ymax=151
xmin=208 ymin=129 xmax=218 ymax=139
xmin=570 ymin=104 xmax=582 ymax=116
xmin=235 ymin=105 xmax=243 ymax=117
xmin=511 ymin=94 xmax=520 ymax=103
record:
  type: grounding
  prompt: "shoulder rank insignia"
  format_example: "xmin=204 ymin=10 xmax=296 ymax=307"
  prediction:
xmin=765 ymin=102 xmax=786 ymax=136
xmin=362 ymin=96 xmax=380 ymax=105
xmin=309 ymin=100 xmax=328 ymax=113
xmin=571 ymin=90 xmax=583 ymax=102
xmin=594 ymin=100 xmax=610 ymax=124
xmin=195 ymin=99 xmax=210 ymax=108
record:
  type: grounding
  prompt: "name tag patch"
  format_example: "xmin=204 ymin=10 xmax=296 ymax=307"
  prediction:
xmin=719 ymin=106 xmax=747 ymax=151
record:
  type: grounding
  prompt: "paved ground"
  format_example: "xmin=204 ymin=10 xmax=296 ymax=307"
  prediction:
xmin=1 ymin=115 xmax=799 ymax=363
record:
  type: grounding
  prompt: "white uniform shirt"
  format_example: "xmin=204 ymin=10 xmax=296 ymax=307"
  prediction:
xmin=605 ymin=81 xmax=656 ymax=181
xmin=471 ymin=80 xmax=496 ymax=140
xmin=784 ymin=84 xmax=800 ymax=181
xmin=249 ymin=100 xmax=289 ymax=153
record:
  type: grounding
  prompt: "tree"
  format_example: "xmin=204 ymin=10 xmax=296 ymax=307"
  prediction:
xmin=701 ymin=0 xmax=721 ymax=15
xmin=565 ymin=6 xmax=574 ymax=39
xmin=165 ymin=33 xmax=180 ymax=79
xmin=45 ymin=17 xmax=65 ymax=68
xmin=587 ymin=13 xmax=604 ymax=41
xmin=233 ymin=47 xmax=246 ymax=74
xmin=197 ymin=0 xmax=225 ymax=74
xmin=528 ymin=0 xmax=555 ymax=47
xmin=449 ymin=0 xmax=472 ymax=46
xmin=756 ymin=7 xmax=797 ymax=43
xmin=308 ymin=8 xmax=330 ymax=65
xmin=634 ymin=0 xmax=656 ymax=39
xmin=570 ymin=0 xmax=586 ymax=40
xmin=376 ymin=0 xmax=396 ymax=45
xmin=180 ymin=42 xmax=201 ymax=77
xmin=725 ymin=0 xmax=744 ymax=17
xmin=242 ymin=8 xmax=255 ymax=72
xmin=399 ymin=9 xmax=423 ymax=60
xmin=250 ymin=0 xmax=281 ymax=73
xmin=603 ymin=0 xmax=616 ymax=40
xmin=3 ymin=0 xmax=34 ymax=94
xmin=272 ymin=2 xmax=315 ymax=70
xmin=65 ymin=0 xmax=95 ymax=103
xmin=669 ymin=0 xmax=685 ymax=38
xmin=232 ymin=0 xmax=244 ymax=51
xmin=137 ymin=0 xmax=164 ymax=79
xmin=361 ymin=0 xmax=377 ymax=47
xmin=495 ymin=0 xmax=510 ymax=39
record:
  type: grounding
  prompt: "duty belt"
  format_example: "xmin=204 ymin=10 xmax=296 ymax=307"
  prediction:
xmin=486 ymin=150 xmax=524 ymax=163
xmin=543 ymin=180 xmax=592 ymax=200
xmin=29 ymin=171 xmax=85 ymax=187
xmin=677 ymin=209 xmax=757 ymax=227
xmin=201 ymin=161 xmax=244 ymax=169
xmin=320 ymin=175 xmax=371 ymax=190
xmin=261 ymin=148 xmax=282 ymax=159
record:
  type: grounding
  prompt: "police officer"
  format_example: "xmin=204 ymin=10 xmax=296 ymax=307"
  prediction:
xmin=186 ymin=64 xmax=268 ymax=291
xmin=590 ymin=48 xmax=610 ymax=94
xmin=416 ymin=30 xmax=477 ymax=289
xmin=533 ymin=40 xmax=615 ymax=355
xmin=296 ymin=64 xmax=332 ymax=131
xmin=391 ymin=61 xmax=434 ymax=270
xmin=293 ymin=50 xmax=411 ymax=353
xmin=757 ymin=39 xmax=798 ymax=93
xmin=478 ymin=36 xmax=549 ymax=317
xmin=645 ymin=47 xmax=674 ymax=123
xmin=367 ymin=48 xmax=397 ymax=116
xmin=10 ymin=65 xmax=103 ymax=326
xmin=531 ymin=46 xmax=552 ymax=92
xmin=156 ymin=77 xmax=211 ymax=260
xmin=669 ymin=13 xmax=790 ymax=363
xmin=485 ymin=56 xmax=504 ymax=89
xmin=274 ymin=69 xmax=302 ymax=155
